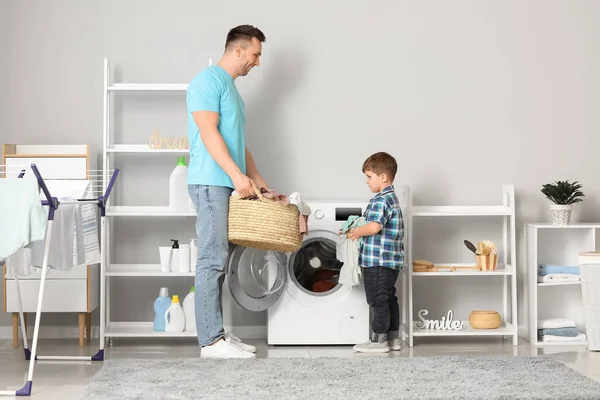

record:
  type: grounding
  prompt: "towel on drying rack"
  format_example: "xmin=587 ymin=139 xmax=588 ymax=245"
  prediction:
xmin=0 ymin=179 xmax=47 ymax=263
xmin=29 ymin=180 xmax=98 ymax=271
xmin=30 ymin=203 xmax=85 ymax=271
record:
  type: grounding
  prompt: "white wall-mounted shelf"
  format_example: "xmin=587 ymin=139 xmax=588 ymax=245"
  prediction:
xmin=105 ymin=322 xmax=197 ymax=338
xmin=106 ymin=264 xmax=194 ymax=277
xmin=413 ymin=322 xmax=515 ymax=337
xmin=525 ymin=223 xmax=594 ymax=347
xmin=106 ymin=206 xmax=195 ymax=217
xmin=106 ymin=145 xmax=189 ymax=154
xmin=411 ymin=206 xmax=512 ymax=217
xmin=404 ymin=184 xmax=518 ymax=346
xmin=107 ymin=83 xmax=188 ymax=91
xmin=412 ymin=263 xmax=514 ymax=276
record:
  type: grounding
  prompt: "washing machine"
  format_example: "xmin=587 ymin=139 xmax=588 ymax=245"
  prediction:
xmin=225 ymin=201 xmax=371 ymax=345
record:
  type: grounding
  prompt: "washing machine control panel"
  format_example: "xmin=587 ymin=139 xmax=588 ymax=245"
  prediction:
xmin=306 ymin=203 xmax=367 ymax=225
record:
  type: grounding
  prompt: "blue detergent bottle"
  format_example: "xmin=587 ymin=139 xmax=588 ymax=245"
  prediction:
xmin=153 ymin=287 xmax=171 ymax=331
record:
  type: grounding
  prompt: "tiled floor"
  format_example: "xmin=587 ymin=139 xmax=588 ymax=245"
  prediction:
xmin=1 ymin=337 xmax=599 ymax=399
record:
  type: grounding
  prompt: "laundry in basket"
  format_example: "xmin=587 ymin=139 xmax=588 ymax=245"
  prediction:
xmin=228 ymin=184 xmax=310 ymax=253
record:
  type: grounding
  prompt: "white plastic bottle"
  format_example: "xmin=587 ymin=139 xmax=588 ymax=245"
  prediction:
xmin=165 ymin=295 xmax=185 ymax=332
xmin=183 ymin=286 xmax=195 ymax=331
xmin=190 ymin=239 xmax=198 ymax=273
xmin=169 ymin=156 xmax=189 ymax=212
xmin=179 ymin=243 xmax=190 ymax=273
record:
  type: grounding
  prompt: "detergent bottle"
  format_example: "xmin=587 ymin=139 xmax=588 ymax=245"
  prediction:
xmin=183 ymin=286 xmax=195 ymax=331
xmin=165 ymin=295 xmax=186 ymax=332
xmin=153 ymin=287 xmax=171 ymax=332
xmin=169 ymin=156 xmax=189 ymax=211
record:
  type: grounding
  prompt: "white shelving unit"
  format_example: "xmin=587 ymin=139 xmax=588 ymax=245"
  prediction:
xmin=525 ymin=223 xmax=595 ymax=347
xmin=403 ymin=185 xmax=518 ymax=347
xmin=100 ymin=57 xmax=209 ymax=341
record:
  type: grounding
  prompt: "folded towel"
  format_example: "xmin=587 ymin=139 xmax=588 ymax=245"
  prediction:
xmin=538 ymin=327 xmax=580 ymax=337
xmin=538 ymin=318 xmax=576 ymax=329
xmin=537 ymin=274 xmax=581 ymax=283
xmin=541 ymin=333 xmax=586 ymax=342
xmin=0 ymin=179 xmax=47 ymax=262
xmin=538 ymin=264 xmax=580 ymax=276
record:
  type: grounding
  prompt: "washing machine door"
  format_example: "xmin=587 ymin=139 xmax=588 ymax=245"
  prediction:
xmin=226 ymin=245 xmax=288 ymax=312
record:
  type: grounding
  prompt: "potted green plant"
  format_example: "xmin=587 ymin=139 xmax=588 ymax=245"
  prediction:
xmin=541 ymin=180 xmax=584 ymax=225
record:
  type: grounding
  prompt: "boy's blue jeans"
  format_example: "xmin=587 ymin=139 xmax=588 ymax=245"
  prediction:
xmin=188 ymin=184 xmax=233 ymax=347
xmin=362 ymin=266 xmax=400 ymax=341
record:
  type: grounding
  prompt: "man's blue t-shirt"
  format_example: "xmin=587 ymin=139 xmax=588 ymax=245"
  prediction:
xmin=186 ymin=65 xmax=246 ymax=188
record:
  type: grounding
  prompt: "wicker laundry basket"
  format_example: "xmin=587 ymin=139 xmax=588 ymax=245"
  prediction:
xmin=228 ymin=184 xmax=303 ymax=253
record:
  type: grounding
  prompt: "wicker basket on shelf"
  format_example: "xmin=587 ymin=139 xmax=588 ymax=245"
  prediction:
xmin=469 ymin=310 xmax=501 ymax=329
xmin=228 ymin=184 xmax=303 ymax=253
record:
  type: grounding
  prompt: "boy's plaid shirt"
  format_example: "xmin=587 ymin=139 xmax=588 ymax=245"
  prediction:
xmin=358 ymin=185 xmax=404 ymax=270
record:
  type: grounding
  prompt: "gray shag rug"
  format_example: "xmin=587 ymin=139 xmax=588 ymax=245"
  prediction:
xmin=78 ymin=356 xmax=600 ymax=400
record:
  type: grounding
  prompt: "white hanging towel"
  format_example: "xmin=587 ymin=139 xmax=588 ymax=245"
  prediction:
xmin=0 ymin=179 xmax=47 ymax=263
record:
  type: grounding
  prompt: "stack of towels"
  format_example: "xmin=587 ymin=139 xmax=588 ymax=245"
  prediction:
xmin=538 ymin=318 xmax=586 ymax=342
xmin=537 ymin=264 xmax=580 ymax=284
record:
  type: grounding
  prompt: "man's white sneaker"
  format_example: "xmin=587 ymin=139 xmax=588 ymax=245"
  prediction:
xmin=201 ymin=337 xmax=256 ymax=359
xmin=226 ymin=332 xmax=257 ymax=353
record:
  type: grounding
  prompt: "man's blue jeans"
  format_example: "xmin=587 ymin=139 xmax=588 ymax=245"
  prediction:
xmin=188 ymin=184 xmax=233 ymax=347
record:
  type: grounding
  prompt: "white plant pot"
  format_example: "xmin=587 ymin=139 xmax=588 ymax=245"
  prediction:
xmin=550 ymin=204 xmax=573 ymax=225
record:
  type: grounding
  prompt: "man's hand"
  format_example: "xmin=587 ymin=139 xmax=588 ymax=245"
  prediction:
xmin=253 ymin=177 xmax=269 ymax=191
xmin=233 ymin=173 xmax=255 ymax=198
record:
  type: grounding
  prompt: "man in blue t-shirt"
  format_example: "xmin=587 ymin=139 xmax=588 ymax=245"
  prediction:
xmin=186 ymin=25 xmax=268 ymax=359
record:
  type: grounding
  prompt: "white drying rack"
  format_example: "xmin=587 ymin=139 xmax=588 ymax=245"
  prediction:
xmin=0 ymin=163 xmax=119 ymax=397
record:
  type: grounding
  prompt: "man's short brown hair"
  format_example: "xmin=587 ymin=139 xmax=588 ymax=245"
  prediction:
xmin=225 ymin=25 xmax=266 ymax=49
xmin=362 ymin=152 xmax=398 ymax=181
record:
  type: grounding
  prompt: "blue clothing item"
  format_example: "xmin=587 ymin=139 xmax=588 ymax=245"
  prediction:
xmin=186 ymin=65 xmax=246 ymax=188
xmin=538 ymin=264 xmax=580 ymax=276
xmin=188 ymin=184 xmax=233 ymax=346
xmin=359 ymin=185 xmax=404 ymax=270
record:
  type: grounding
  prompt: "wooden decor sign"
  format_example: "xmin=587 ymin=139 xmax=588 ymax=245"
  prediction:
xmin=148 ymin=130 xmax=189 ymax=150
xmin=416 ymin=309 xmax=464 ymax=330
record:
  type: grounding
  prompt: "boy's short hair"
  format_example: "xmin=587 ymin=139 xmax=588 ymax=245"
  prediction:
xmin=362 ymin=152 xmax=398 ymax=181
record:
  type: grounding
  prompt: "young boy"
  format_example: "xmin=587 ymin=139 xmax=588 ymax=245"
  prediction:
xmin=346 ymin=152 xmax=404 ymax=353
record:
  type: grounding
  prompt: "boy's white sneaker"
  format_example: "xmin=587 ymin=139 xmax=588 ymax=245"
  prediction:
xmin=226 ymin=332 xmax=257 ymax=353
xmin=201 ymin=337 xmax=256 ymax=359
xmin=353 ymin=340 xmax=390 ymax=353
xmin=388 ymin=338 xmax=402 ymax=351
xmin=387 ymin=331 xmax=402 ymax=351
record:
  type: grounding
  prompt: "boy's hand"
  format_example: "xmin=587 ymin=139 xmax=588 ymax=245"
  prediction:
xmin=346 ymin=229 xmax=360 ymax=241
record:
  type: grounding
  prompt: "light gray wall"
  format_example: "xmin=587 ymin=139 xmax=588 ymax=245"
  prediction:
xmin=2 ymin=0 xmax=600 ymax=339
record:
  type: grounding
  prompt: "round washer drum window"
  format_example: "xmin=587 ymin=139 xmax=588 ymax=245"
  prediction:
xmin=289 ymin=237 xmax=343 ymax=296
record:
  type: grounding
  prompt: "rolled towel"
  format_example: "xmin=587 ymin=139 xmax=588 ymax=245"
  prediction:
xmin=538 ymin=264 xmax=580 ymax=276
xmin=538 ymin=327 xmax=580 ymax=337
xmin=538 ymin=318 xmax=576 ymax=329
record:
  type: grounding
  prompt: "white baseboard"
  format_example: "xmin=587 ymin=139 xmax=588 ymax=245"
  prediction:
xmin=0 ymin=325 xmax=267 ymax=340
